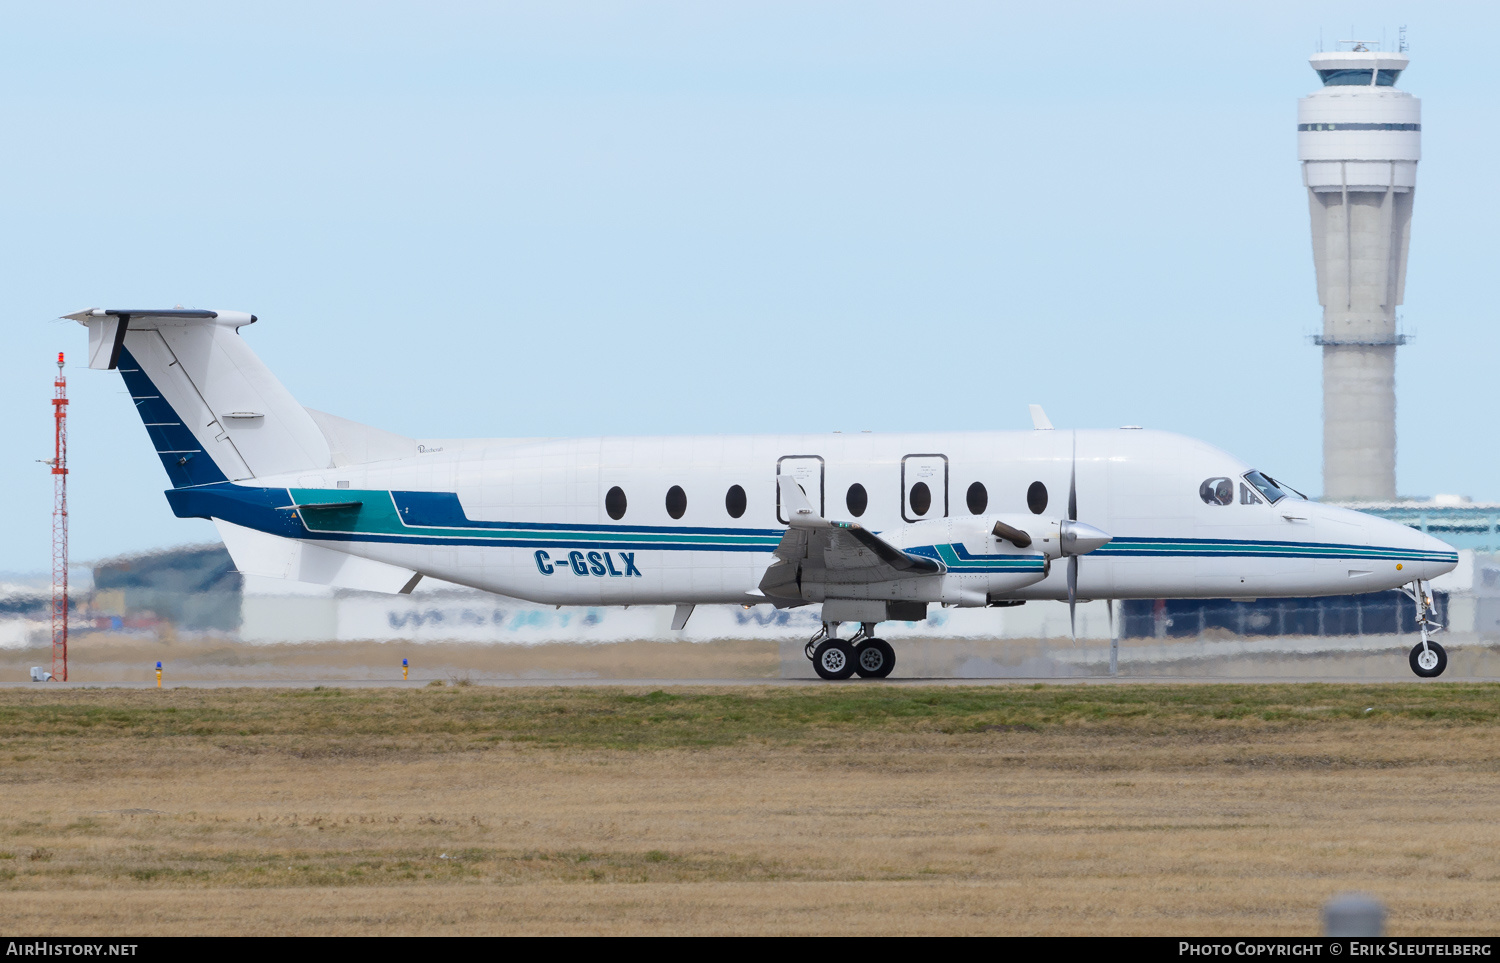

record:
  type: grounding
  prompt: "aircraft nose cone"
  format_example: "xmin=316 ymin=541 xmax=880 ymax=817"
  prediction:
xmin=1412 ymin=529 xmax=1460 ymax=580
xmin=1369 ymin=514 xmax=1460 ymax=582
xmin=1061 ymin=520 xmax=1112 ymax=556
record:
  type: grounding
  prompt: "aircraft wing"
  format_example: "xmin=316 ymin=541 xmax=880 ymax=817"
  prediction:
xmin=758 ymin=476 xmax=942 ymax=601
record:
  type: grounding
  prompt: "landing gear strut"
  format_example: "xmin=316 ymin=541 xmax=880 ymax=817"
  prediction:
xmin=1403 ymin=580 xmax=1447 ymax=679
xmin=806 ymin=621 xmax=896 ymax=680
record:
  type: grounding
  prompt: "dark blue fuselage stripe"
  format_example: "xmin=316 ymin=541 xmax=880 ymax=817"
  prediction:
xmin=164 ymin=484 xmax=1456 ymax=562
xmin=304 ymin=533 xmax=778 ymax=551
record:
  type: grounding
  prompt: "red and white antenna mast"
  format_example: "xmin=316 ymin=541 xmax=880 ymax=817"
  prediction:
xmin=50 ymin=352 xmax=68 ymax=682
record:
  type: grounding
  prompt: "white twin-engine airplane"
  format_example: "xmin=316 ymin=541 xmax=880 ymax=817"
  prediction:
xmin=68 ymin=308 xmax=1460 ymax=680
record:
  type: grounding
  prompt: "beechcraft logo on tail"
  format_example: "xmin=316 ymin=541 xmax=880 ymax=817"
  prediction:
xmin=534 ymin=550 xmax=642 ymax=577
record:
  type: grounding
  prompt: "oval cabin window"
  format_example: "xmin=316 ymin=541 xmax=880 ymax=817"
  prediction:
xmin=909 ymin=481 xmax=932 ymax=517
xmin=605 ymin=486 xmax=627 ymax=520
xmin=665 ymin=485 xmax=687 ymax=520
xmin=846 ymin=483 xmax=868 ymax=517
xmin=1027 ymin=481 xmax=1048 ymax=515
xmin=725 ymin=484 xmax=747 ymax=518
xmin=966 ymin=481 xmax=988 ymax=515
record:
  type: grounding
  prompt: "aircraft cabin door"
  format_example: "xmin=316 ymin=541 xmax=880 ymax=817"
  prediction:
xmin=776 ymin=455 xmax=824 ymax=524
xmin=901 ymin=453 xmax=948 ymax=522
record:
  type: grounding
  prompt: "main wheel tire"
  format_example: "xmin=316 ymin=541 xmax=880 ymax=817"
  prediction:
xmin=812 ymin=639 xmax=856 ymax=680
xmin=853 ymin=638 xmax=896 ymax=679
xmin=1409 ymin=640 xmax=1448 ymax=678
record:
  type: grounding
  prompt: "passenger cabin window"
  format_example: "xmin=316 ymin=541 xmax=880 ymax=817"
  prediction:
xmin=665 ymin=485 xmax=687 ymax=519
xmin=725 ymin=484 xmax=747 ymax=519
xmin=1200 ymin=477 xmax=1233 ymax=506
xmin=909 ymin=482 xmax=932 ymax=517
xmin=1027 ymin=481 xmax=1048 ymax=515
xmin=605 ymin=486 xmax=627 ymax=520
xmin=966 ymin=481 xmax=988 ymax=515
xmin=846 ymin=483 xmax=868 ymax=518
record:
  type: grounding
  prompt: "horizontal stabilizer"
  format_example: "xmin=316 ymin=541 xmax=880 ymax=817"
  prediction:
xmin=64 ymin=308 xmax=255 ymax=370
xmin=215 ymin=519 xmax=421 ymax=594
xmin=65 ymin=307 xmax=331 ymax=482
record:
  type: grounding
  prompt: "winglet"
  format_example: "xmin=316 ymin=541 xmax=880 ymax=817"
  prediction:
xmin=1029 ymin=404 xmax=1054 ymax=431
xmin=777 ymin=475 xmax=825 ymax=528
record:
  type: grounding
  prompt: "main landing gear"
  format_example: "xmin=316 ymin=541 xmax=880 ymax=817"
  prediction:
xmin=806 ymin=622 xmax=895 ymax=681
xmin=1403 ymin=580 xmax=1448 ymax=679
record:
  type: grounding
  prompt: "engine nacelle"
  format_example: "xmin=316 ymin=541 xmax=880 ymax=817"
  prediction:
xmin=875 ymin=516 xmax=1053 ymax=606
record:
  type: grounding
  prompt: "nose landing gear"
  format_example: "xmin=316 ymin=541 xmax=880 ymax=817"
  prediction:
xmin=1403 ymin=580 xmax=1448 ymax=679
xmin=806 ymin=621 xmax=896 ymax=680
xmin=1410 ymin=641 xmax=1447 ymax=677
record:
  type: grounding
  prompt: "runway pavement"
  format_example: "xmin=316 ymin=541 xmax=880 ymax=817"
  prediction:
xmin=6 ymin=675 xmax=1500 ymax=689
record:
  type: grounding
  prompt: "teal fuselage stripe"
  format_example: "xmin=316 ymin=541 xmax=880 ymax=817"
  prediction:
xmin=290 ymin=488 xmax=784 ymax=552
xmin=907 ymin=543 xmax=1047 ymax=573
xmin=1096 ymin=537 xmax=1455 ymax=564
xmin=167 ymin=484 xmax=1456 ymax=565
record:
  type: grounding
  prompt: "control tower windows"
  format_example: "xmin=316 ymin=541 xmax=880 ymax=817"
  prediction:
xmin=1317 ymin=68 xmax=1401 ymax=86
xmin=1298 ymin=122 xmax=1420 ymax=132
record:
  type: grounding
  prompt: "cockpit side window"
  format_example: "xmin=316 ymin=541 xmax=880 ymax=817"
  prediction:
xmin=1199 ymin=477 xmax=1233 ymax=506
xmin=1264 ymin=474 xmax=1308 ymax=500
xmin=1243 ymin=470 xmax=1306 ymax=505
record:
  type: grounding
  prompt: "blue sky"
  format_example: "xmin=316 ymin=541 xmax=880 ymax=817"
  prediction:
xmin=2 ymin=2 xmax=1496 ymax=572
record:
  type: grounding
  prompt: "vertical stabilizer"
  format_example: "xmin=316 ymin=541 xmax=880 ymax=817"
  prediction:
xmin=65 ymin=309 xmax=332 ymax=484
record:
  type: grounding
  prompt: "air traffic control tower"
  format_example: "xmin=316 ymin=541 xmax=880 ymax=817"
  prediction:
xmin=1299 ymin=45 xmax=1419 ymax=501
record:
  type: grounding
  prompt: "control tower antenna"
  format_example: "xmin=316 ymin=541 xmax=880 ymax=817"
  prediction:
xmin=49 ymin=352 xmax=68 ymax=682
xmin=1299 ymin=45 xmax=1418 ymax=501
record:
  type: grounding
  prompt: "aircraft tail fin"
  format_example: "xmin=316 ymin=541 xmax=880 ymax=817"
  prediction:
xmin=66 ymin=308 xmax=337 ymax=486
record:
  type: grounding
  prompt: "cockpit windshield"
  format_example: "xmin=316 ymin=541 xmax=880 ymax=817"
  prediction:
xmin=1244 ymin=470 xmax=1307 ymax=505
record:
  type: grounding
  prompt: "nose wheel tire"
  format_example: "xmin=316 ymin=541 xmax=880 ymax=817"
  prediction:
xmin=852 ymin=638 xmax=896 ymax=679
xmin=812 ymin=640 xmax=857 ymax=680
xmin=1409 ymin=641 xmax=1447 ymax=678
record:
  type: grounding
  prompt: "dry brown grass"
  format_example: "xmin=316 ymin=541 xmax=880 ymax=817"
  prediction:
xmin=1 ymin=685 xmax=1498 ymax=935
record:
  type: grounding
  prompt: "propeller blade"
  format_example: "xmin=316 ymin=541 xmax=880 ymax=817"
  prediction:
xmin=1068 ymin=431 xmax=1078 ymax=522
xmin=1108 ymin=598 xmax=1117 ymax=677
xmin=1067 ymin=555 xmax=1078 ymax=638
xmin=1067 ymin=431 xmax=1078 ymax=638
